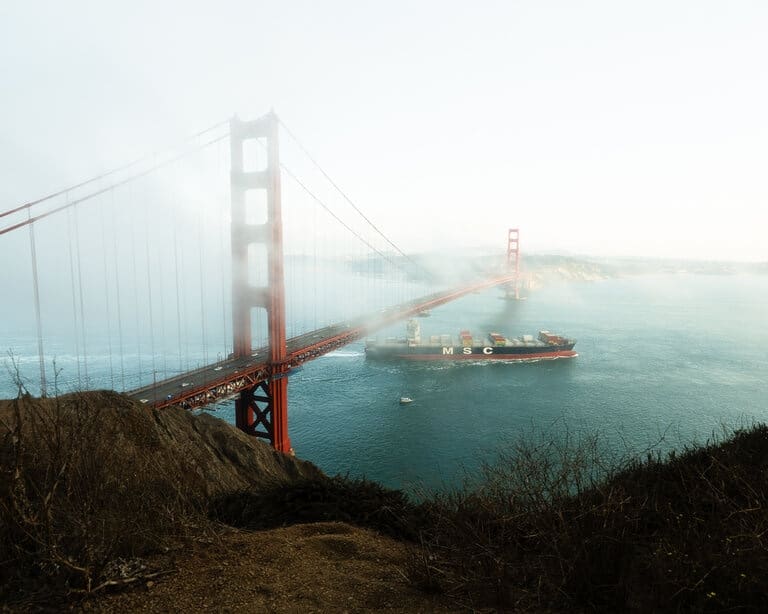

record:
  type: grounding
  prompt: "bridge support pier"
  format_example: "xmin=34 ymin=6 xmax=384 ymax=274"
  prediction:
xmin=235 ymin=369 xmax=291 ymax=453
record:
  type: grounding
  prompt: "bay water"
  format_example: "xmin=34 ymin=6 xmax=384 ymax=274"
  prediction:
xmin=239 ymin=273 xmax=768 ymax=490
xmin=3 ymin=273 xmax=767 ymax=492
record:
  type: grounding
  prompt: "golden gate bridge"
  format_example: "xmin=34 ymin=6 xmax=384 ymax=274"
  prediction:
xmin=0 ymin=111 xmax=520 ymax=454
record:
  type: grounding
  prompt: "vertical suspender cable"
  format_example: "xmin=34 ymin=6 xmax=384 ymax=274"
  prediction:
xmin=73 ymin=206 xmax=89 ymax=385
xmin=66 ymin=207 xmax=82 ymax=386
xmin=144 ymin=194 xmax=157 ymax=389
xmin=111 ymin=190 xmax=125 ymax=391
xmin=286 ymin=192 xmax=293 ymax=340
xmin=158 ymin=240 xmax=167 ymax=379
xmin=173 ymin=222 xmax=183 ymax=374
xmin=156 ymin=196 xmax=167 ymax=379
xmin=198 ymin=232 xmax=208 ymax=365
xmin=198 ymin=174 xmax=208 ymax=366
xmin=99 ymin=195 xmax=115 ymax=389
xmin=312 ymin=192 xmax=317 ymax=330
xmin=130 ymin=186 xmax=142 ymax=385
xmin=219 ymin=140 xmax=229 ymax=361
xmin=27 ymin=211 xmax=47 ymax=396
xmin=180 ymin=217 xmax=190 ymax=371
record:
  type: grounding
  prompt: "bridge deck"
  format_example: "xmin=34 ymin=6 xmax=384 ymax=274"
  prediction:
xmin=128 ymin=275 xmax=516 ymax=410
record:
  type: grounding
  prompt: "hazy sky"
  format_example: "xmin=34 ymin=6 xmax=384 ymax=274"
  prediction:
xmin=2 ymin=0 xmax=767 ymax=261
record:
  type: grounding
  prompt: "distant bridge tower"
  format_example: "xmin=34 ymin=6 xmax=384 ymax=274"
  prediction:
xmin=506 ymin=228 xmax=521 ymax=300
xmin=230 ymin=111 xmax=292 ymax=454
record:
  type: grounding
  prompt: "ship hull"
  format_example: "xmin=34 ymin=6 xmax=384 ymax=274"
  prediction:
xmin=365 ymin=343 xmax=577 ymax=361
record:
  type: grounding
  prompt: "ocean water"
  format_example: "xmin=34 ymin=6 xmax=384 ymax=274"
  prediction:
xmin=3 ymin=274 xmax=767 ymax=492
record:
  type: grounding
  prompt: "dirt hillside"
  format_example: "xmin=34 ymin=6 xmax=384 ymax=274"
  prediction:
xmin=0 ymin=391 xmax=321 ymax=497
xmin=0 ymin=392 xmax=457 ymax=612
xmin=90 ymin=522 xmax=458 ymax=613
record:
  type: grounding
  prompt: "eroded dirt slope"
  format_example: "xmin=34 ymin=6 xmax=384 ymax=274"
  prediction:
xmin=91 ymin=522 xmax=459 ymax=613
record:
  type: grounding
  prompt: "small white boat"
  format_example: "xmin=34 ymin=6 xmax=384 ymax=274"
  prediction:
xmin=399 ymin=396 xmax=413 ymax=405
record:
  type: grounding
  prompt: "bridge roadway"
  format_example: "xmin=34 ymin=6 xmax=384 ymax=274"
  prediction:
xmin=128 ymin=274 xmax=517 ymax=411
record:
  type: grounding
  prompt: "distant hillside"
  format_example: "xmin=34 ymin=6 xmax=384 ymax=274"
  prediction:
xmin=587 ymin=256 xmax=768 ymax=276
xmin=329 ymin=250 xmax=766 ymax=288
xmin=523 ymin=254 xmax=618 ymax=285
xmin=520 ymin=254 xmax=768 ymax=287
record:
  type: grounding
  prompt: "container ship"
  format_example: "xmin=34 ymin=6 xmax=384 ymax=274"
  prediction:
xmin=365 ymin=319 xmax=577 ymax=361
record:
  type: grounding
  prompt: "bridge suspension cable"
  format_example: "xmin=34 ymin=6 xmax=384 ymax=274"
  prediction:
xmin=65 ymin=206 xmax=83 ymax=387
xmin=27 ymin=208 xmax=46 ymax=395
xmin=279 ymin=160 xmax=413 ymax=276
xmin=73 ymin=206 xmax=89 ymax=386
xmin=3 ymin=117 xmax=232 ymax=398
xmin=99 ymin=199 xmax=115 ymax=389
xmin=277 ymin=116 xmax=432 ymax=279
xmin=0 ymin=130 xmax=229 ymax=236
xmin=110 ymin=189 xmax=126 ymax=391
xmin=0 ymin=120 xmax=228 ymax=222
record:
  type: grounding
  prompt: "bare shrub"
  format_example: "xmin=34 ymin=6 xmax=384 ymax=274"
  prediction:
xmin=0 ymin=389 xmax=201 ymax=603
xmin=409 ymin=425 xmax=768 ymax=612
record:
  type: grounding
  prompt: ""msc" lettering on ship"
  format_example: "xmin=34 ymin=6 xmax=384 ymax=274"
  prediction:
xmin=454 ymin=347 xmax=495 ymax=355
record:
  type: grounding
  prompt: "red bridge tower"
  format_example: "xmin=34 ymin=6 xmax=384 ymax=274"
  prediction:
xmin=230 ymin=111 xmax=292 ymax=453
xmin=506 ymin=228 xmax=521 ymax=300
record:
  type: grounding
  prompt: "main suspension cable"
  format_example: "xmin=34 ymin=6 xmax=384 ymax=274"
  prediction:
xmin=0 ymin=132 xmax=229 ymax=237
xmin=279 ymin=160 xmax=412 ymax=276
xmin=278 ymin=117 xmax=428 ymax=276
xmin=0 ymin=119 xmax=229 ymax=221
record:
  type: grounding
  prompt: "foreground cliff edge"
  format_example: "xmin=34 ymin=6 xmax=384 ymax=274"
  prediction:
xmin=0 ymin=392 xmax=454 ymax=612
xmin=2 ymin=391 xmax=768 ymax=612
